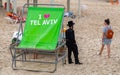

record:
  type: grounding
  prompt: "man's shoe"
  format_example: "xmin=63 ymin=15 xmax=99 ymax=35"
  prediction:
xmin=75 ymin=62 xmax=83 ymax=65
xmin=69 ymin=62 xmax=74 ymax=64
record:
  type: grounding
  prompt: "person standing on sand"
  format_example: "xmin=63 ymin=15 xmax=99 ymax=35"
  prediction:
xmin=99 ymin=19 xmax=113 ymax=58
xmin=65 ymin=21 xmax=82 ymax=64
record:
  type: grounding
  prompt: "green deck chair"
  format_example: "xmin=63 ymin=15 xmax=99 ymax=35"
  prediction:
xmin=10 ymin=4 xmax=67 ymax=73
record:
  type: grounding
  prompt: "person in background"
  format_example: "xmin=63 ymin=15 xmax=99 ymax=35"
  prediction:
xmin=4 ymin=2 xmax=12 ymax=10
xmin=65 ymin=21 xmax=82 ymax=65
xmin=99 ymin=19 xmax=113 ymax=58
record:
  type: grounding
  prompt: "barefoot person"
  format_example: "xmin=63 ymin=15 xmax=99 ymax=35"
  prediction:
xmin=66 ymin=21 xmax=82 ymax=64
xmin=99 ymin=19 xmax=114 ymax=58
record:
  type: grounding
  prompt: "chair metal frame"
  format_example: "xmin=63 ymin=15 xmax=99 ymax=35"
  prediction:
xmin=10 ymin=3 xmax=67 ymax=73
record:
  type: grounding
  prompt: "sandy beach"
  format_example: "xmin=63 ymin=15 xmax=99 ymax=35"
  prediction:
xmin=0 ymin=0 xmax=120 ymax=75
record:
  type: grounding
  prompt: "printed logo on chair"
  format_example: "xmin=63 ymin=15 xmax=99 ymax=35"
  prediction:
xmin=29 ymin=8 xmax=61 ymax=26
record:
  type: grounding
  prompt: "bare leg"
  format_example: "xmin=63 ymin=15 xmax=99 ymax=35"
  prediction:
xmin=107 ymin=44 xmax=111 ymax=58
xmin=99 ymin=44 xmax=105 ymax=55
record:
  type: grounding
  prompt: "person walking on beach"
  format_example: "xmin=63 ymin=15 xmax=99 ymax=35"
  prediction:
xmin=65 ymin=21 xmax=82 ymax=64
xmin=99 ymin=19 xmax=114 ymax=58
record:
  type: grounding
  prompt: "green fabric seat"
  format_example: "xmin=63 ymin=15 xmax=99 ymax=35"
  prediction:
xmin=18 ymin=7 xmax=64 ymax=51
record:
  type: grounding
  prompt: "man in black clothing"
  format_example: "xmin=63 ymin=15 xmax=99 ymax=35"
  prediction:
xmin=66 ymin=21 xmax=82 ymax=65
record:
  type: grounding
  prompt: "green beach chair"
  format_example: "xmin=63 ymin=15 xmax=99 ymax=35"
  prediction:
xmin=10 ymin=4 xmax=67 ymax=72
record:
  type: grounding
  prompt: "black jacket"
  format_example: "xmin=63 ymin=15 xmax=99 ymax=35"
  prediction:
xmin=65 ymin=28 xmax=76 ymax=44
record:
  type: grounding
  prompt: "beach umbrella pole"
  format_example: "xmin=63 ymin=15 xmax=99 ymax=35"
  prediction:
xmin=67 ymin=0 xmax=70 ymax=12
xmin=6 ymin=0 xmax=10 ymax=12
xmin=0 ymin=0 xmax=2 ymax=7
xmin=78 ymin=0 xmax=81 ymax=16
xmin=27 ymin=0 xmax=29 ymax=7
xmin=13 ymin=0 xmax=17 ymax=14
xmin=33 ymin=0 xmax=37 ymax=6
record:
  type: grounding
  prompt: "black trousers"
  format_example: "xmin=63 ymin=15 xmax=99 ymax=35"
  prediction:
xmin=66 ymin=43 xmax=79 ymax=63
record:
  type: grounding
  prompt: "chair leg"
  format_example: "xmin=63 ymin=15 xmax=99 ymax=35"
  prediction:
xmin=33 ymin=51 xmax=38 ymax=59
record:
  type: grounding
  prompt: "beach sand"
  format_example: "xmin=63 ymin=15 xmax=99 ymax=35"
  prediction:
xmin=0 ymin=0 xmax=120 ymax=75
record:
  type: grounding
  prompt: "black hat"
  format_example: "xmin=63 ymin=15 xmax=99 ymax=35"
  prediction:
xmin=67 ymin=21 xmax=75 ymax=27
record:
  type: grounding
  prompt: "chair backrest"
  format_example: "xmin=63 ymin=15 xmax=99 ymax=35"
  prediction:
xmin=18 ymin=7 xmax=64 ymax=51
